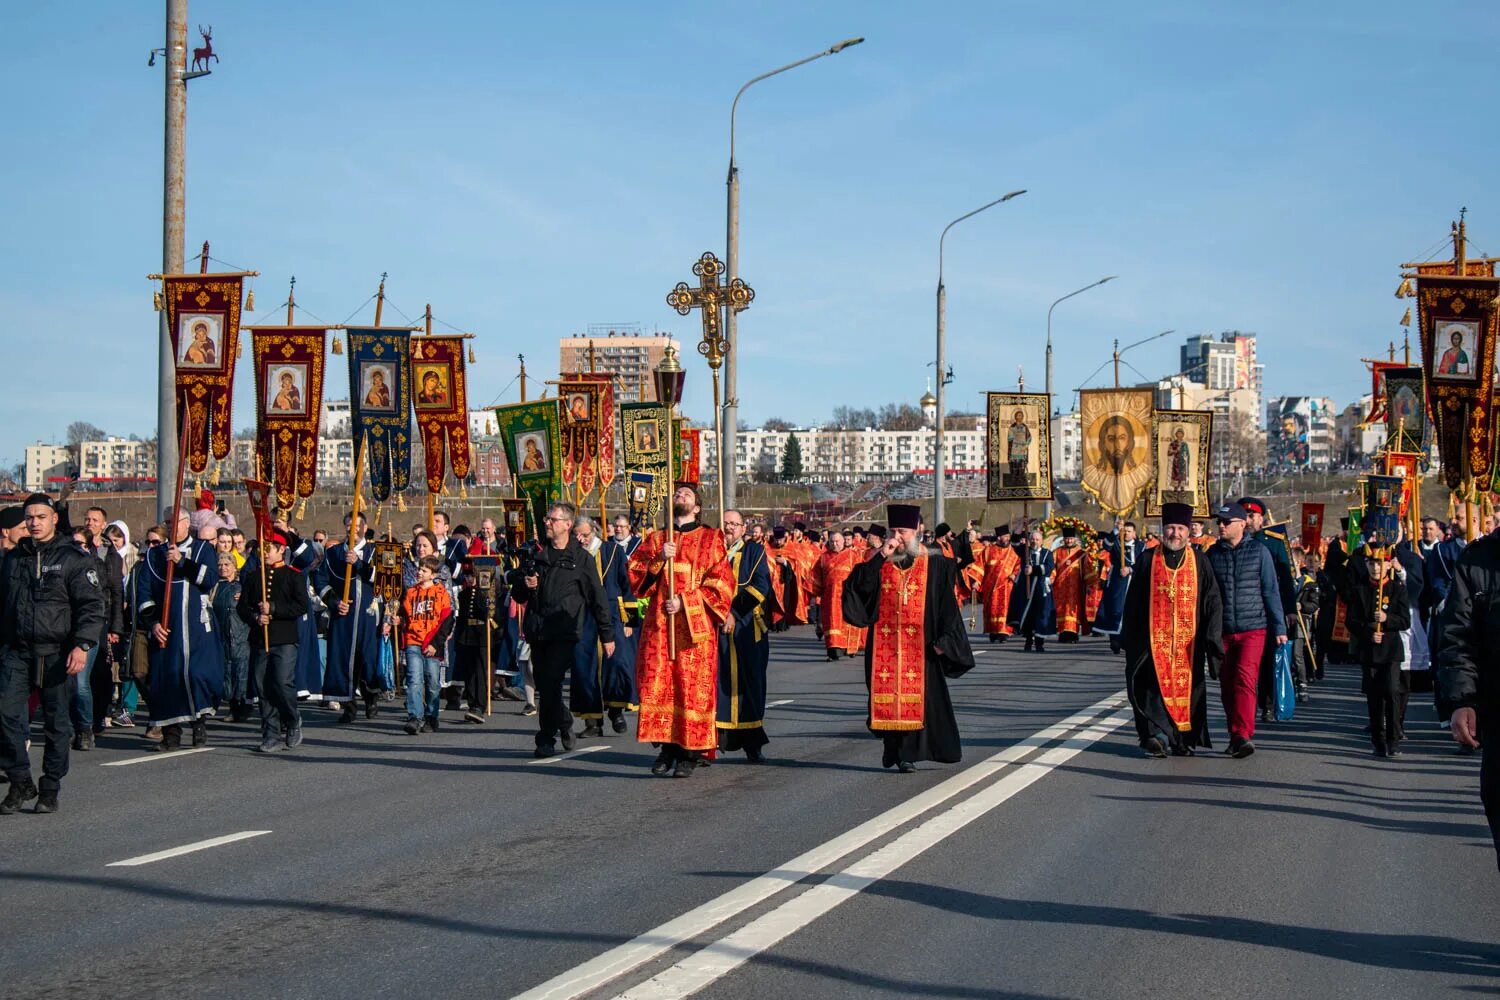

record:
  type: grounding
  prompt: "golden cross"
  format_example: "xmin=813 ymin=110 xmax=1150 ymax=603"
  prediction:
xmin=666 ymin=251 xmax=753 ymax=372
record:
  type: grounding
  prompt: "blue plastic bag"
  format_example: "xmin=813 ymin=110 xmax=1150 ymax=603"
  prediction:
xmin=377 ymin=637 xmax=396 ymax=691
xmin=1273 ymin=640 xmax=1296 ymax=721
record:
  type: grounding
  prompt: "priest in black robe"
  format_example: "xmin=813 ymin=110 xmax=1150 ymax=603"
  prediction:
xmin=1122 ymin=502 xmax=1224 ymax=757
xmin=843 ymin=504 xmax=975 ymax=772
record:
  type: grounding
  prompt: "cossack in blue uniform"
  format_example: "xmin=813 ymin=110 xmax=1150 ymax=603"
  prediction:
xmin=571 ymin=538 xmax=640 ymax=729
xmin=718 ymin=537 xmax=773 ymax=757
xmin=320 ymin=538 xmax=384 ymax=709
xmin=136 ymin=537 xmax=224 ymax=728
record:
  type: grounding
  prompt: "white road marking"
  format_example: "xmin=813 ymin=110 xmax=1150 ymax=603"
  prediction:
xmin=526 ymin=745 xmax=607 ymax=765
xmin=107 ymin=830 xmax=271 ymax=867
xmin=102 ymin=747 xmax=215 ymax=767
xmin=615 ymin=709 xmax=1132 ymax=999
xmin=511 ymin=691 xmax=1128 ymax=1000
xmin=766 ymin=699 xmax=795 ymax=708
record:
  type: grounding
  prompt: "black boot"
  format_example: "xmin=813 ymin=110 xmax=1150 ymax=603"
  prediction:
xmin=191 ymin=718 xmax=207 ymax=747
xmin=0 ymin=778 xmax=37 ymax=814
xmin=608 ymin=707 xmax=627 ymax=734
xmin=365 ymin=695 xmax=379 ymax=720
xmin=338 ymin=701 xmax=356 ymax=724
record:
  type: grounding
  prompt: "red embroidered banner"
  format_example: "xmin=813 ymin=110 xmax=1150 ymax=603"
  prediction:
xmin=1299 ymin=503 xmax=1325 ymax=553
xmin=1417 ymin=275 xmax=1500 ymax=488
xmin=578 ymin=371 xmax=617 ymax=490
xmin=162 ymin=273 xmax=245 ymax=473
xmin=678 ymin=426 xmax=702 ymax=485
xmin=251 ymin=328 xmax=327 ymax=510
xmin=1147 ymin=546 xmax=1197 ymax=732
xmin=1365 ymin=361 xmax=1403 ymax=424
xmin=869 ymin=552 xmax=928 ymax=731
xmin=559 ymin=377 xmax=603 ymax=501
xmin=410 ymin=337 xmax=470 ymax=494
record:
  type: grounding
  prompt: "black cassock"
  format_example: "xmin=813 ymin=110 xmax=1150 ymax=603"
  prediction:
xmin=1121 ymin=544 xmax=1224 ymax=751
xmin=843 ymin=547 xmax=976 ymax=765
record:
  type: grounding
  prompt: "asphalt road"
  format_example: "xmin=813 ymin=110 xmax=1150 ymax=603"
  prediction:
xmin=0 ymin=627 xmax=1495 ymax=999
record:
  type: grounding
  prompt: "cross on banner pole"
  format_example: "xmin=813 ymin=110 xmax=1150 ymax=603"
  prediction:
xmin=667 ymin=251 xmax=753 ymax=522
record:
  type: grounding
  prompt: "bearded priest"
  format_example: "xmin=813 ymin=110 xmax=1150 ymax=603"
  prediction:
xmin=630 ymin=482 xmax=737 ymax=778
xmin=842 ymin=503 xmax=976 ymax=773
xmin=1122 ymin=502 xmax=1225 ymax=758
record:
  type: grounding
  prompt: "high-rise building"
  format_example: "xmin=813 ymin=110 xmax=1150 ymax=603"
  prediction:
xmin=1179 ymin=331 xmax=1263 ymax=430
xmin=559 ymin=326 xmax=680 ymax=404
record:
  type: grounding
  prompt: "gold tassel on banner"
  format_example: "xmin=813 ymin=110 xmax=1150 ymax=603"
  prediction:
xmin=460 ymin=482 xmax=469 ymax=499
xmin=209 ymin=462 xmax=221 ymax=487
xmin=332 ymin=337 xmax=343 ymax=355
xmin=235 ymin=340 xmax=242 ymax=359
xmin=1395 ymin=277 xmax=1414 ymax=298
xmin=153 ymin=291 xmax=163 ymax=311
xmin=245 ymin=287 xmax=255 ymax=311
xmin=1400 ymin=307 xmax=1412 ymax=327
xmin=295 ymin=498 xmax=308 ymax=521
xmin=396 ymin=493 xmax=407 ymax=512
xmin=468 ymin=344 xmax=476 ymax=364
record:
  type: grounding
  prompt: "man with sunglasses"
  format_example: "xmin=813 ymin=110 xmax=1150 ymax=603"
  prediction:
xmin=1205 ymin=502 xmax=1287 ymax=759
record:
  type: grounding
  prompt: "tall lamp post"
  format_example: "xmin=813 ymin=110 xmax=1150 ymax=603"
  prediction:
xmin=934 ymin=190 xmax=1026 ymax=526
xmin=1043 ymin=275 xmax=1116 ymax=518
xmin=722 ymin=36 xmax=864 ymax=511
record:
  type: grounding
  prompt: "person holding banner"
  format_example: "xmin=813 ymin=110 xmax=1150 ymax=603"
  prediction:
xmin=237 ymin=531 xmax=309 ymax=752
xmin=1122 ymin=503 xmax=1224 ymax=758
xmin=321 ymin=512 xmax=384 ymax=722
xmin=137 ymin=507 xmax=224 ymax=753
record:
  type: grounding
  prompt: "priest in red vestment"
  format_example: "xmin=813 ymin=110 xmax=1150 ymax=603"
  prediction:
xmin=814 ymin=530 xmax=863 ymax=660
xmin=842 ymin=504 xmax=975 ymax=772
xmin=1122 ymin=503 xmax=1224 ymax=756
xmin=980 ymin=527 xmax=1020 ymax=642
xmin=1051 ymin=526 xmax=1097 ymax=642
xmin=629 ymin=482 xmax=736 ymax=778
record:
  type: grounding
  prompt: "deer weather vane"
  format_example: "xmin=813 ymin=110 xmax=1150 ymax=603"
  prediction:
xmin=191 ymin=25 xmax=219 ymax=72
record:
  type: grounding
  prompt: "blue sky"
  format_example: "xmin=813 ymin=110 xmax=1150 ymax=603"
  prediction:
xmin=4 ymin=1 xmax=1498 ymax=467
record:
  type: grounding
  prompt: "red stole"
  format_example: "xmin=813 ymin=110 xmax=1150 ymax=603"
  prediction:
xmin=869 ymin=551 xmax=928 ymax=731
xmin=1147 ymin=547 xmax=1197 ymax=732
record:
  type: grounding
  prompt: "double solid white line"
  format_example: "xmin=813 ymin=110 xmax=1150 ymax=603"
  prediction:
xmin=513 ymin=692 xmax=1129 ymax=1000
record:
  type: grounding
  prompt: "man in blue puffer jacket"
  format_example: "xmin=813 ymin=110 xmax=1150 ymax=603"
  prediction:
xmin=1205 ymin=502 xmax=1287 ymax=759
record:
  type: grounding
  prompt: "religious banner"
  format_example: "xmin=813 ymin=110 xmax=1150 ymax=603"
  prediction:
xmin=1417 ymin=274 xmax=1500 ymax=488
xmin=1143 ymin=409 xmax=1212 ymax=517
xmin=1299 ymin=503 xmax=1325 ymax=553
xmin=243 ymin=477 xmax=272 ymax=537
xmin=1384 ymin=452 xmax=1421 ymax=521
xmin=1365 ymin=360 xmax=1404 ymax=424
xmin=1079 ymin=388 xmax=1154 ymax=516
xmin=1382 ymin=366 xmax=1426 ymax=454
xmin=627 ymin=470 xmax=656 ymax=531
xmin=557 ymin=375 xmax=610 ymax=502
xmin=1362 ymin=475 xmax=1403 ymax=545
xmin=678 ymin=426 xmax=702 ymax=485
xmin=985 ymin=392 xmax=1053 ymax=502
xmin=622 ymin=401 xmax=670 ymax=525
xmin=1346 ymin=506 xmax=1364 ymax=551
xmin=251 ymin=327 xmax=328 ymax=510
xmin=411 ymin=336 xmax=471 ymax=494
xmin=162 ymin=272 xmax=246 ymax=473
xmin=346 ymin=328 xmax=414 ymax=502
xmin=578 ymin=371 xmax=618 ymax=496
xmin=499 ymin=497 xmax=531 ymax=548
xmin=493 ymin=399 xmax=562 ymax=533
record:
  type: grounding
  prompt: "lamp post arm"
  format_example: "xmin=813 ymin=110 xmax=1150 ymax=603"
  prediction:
xmin=730 ymin=38 xmax=863 ymax=165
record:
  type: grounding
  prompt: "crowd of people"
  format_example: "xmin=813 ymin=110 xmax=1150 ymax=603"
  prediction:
xmin=0 ymin=485 xmax=1494 ymax=874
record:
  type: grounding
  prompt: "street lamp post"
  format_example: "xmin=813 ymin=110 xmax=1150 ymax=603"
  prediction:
xmin=723 ymin=37 xmax=863 ymax=512
xmin=934 ymin=190 xmax=1026 ymax=526
xmin=1043 ymin=275 xmax=1117 ymax=518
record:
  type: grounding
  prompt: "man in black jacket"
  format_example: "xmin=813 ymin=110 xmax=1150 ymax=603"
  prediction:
xmin=0 ymin=494 xmax=106 ymax=813
xmin=1436 ymin=531 xmax=1500 ymax=870
xmin=512 ymin=502 xmax=615 ymax=759
xmin=78 ymin=505 xmax=124 ymax=748
xmin=237 ymin=531 xmax=309 ymax=753
xmin=1347 ymin=542 xmax=1412 ymax=757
